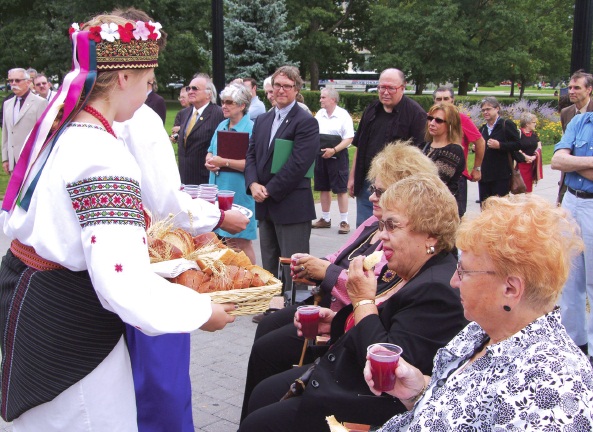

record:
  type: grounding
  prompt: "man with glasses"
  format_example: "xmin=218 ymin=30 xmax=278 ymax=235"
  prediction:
xmin=33 ymin=74 xmax=56 ymax=101
xmin=348 ymin=68 xmax=426 ymax=226
xmin=433 ymin=86 xmax=485 ymax=217
xmin=177 ymin=73 xmax=224 ymax=185
xmin=2 ymin=68 xmax=48 ymax=176
xmin=245 ymin=65 xmax=319 ymax=276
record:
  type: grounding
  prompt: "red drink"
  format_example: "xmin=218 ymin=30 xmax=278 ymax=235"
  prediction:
xmin=369 ymin=350 xmax=399 ymax=392
xmin=298 ymin=306 xmax=320 ymax=339
xmin=367 ymin=343 xmax=402 ymax=392
xmin=218 ymin=195 xmax=234 ymax=211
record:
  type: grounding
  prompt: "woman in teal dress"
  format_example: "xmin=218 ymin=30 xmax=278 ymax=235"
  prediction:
xmin=206 ymin=83 xmax=257 ymax=263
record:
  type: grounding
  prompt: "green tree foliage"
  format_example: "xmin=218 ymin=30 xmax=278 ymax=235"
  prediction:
xmin=284 ymin=0 xmax=373 ymax=89
xmin=224 ymin=0 xmax=298 ymax=82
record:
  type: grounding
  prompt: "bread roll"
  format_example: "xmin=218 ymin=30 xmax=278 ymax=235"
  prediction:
xmin=148 ymin=238 xmax=184 ymax=262
xmin=363 ymin=250 xmax=383 ymax=271
xmin=193 ymin=232 xmax=224 ymax=250
xmin=246 ymin=265 xmax=275 ymax=284
xmin=162 ymin=229 xmax=195 ymax=256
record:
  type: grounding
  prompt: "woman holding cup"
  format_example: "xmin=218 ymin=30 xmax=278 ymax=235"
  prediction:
xmin=239 ymin=175 xmax=468 ymax=431
xmin=205 ymin=83 xmax=257 ymax=263
xmin=366 ymin=194 xmax=593 ymax=430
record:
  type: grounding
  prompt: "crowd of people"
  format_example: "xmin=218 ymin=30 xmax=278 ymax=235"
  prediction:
xmin=0 ymin=7 xmax=592 ymax=431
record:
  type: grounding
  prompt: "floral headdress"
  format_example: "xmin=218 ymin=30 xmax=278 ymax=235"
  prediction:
xmin=3 ymin=20 xmax=163 ymax=212
xmin=70 ymin=21 xmax=162 ymax=70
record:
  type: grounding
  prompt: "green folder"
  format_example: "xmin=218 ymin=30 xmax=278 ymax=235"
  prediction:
xmin=271 ymin=138 xmax=315 ymax=178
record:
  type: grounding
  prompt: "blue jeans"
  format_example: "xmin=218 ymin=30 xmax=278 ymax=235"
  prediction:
xmin=559 ymin=191 xmax=593 ymax=353
xmin=356 ymin=180 xmax=372 ymax=227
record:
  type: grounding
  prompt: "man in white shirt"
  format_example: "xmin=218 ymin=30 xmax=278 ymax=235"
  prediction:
xmin=243 ymin=77 xmax=266 ymax=120
xmin=33 ymin=74 xmax=56 ymax=101
xmin=312 ymin=87 xmax=354 ymax=233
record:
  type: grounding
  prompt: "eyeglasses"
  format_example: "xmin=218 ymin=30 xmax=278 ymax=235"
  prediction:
xmin=221 ymin=100 xmax=236 ymax=106
xmin=185 ymin=86 xmax=202 ymax=92
xmin=456 ymin=262 xmax=496 ymax=281
xmin=369 ymin=184 xmax=385 ymax=198
xmin=377 ymin=85 xmax=402 ymax=93
xmin=147 ymin=81 xmax=154 ymax=86
xmin=378 ymin=219 xmax=404 ymax=233
xmin=35 ymin=82 xmax=48 ymax=87
xmin=427 ymin=115 xmax=447 ymax=124
xmin=434 ymin=96 xmax=452 ymax=102
xmin=7 ymin=78 xmax=25 ymax=84
xmin=273 ymin=83 xmax=295 ymax=91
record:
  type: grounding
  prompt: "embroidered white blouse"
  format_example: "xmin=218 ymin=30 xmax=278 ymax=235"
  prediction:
xmin=379 ymin=308 xmax=593 ymax=431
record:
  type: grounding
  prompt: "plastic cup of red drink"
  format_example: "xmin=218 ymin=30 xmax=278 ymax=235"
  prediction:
xmin=297 ymin=305 xmax=320 ymax=339
xmin=367 ymin=343 xmax=403 ymax=392
xmin=217 ymin=190 xmax=235 ymax=211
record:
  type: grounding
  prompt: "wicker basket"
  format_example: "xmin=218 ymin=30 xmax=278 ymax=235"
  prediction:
xmin=207 ymin=277 xmax=282 ymax=316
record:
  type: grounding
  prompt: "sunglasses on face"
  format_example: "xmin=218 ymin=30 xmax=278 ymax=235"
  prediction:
xmin=185 ymin=86 xmax=201 ymax=92
xmin=221 ymin=100 xmax=236 ymax=106
xmin=369 ymin=184 xmax=385 ymax=197
xmin=378 ymin=218 xmax=404 ymax=233
xmin=427 ymin=115 xmax=446 ymax=124
xmin=7 ymin=78 xmax=25 ymax=84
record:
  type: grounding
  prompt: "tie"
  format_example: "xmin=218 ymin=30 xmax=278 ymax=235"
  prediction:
xmin=185 ymin=110 xmax=198 ymax=140
xmin=269 ymin=113 xmax=283 ymax=147
xmin=13 ymin=98 xmax=21 ymax=125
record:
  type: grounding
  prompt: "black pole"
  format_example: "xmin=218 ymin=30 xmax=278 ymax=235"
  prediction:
xmin=212 ymin=0 xmax=225 ymax=103
xmin=571 ymin=0 xmax=593 ymax=73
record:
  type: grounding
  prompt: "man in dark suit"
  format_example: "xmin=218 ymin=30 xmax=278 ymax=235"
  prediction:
xmin=245 ymin=66 xmax=319 ymax=274
xmin=177 ymin=74 xmax=224 ymax=185
xmin=145 ymin=75 xmax=167 ymax=124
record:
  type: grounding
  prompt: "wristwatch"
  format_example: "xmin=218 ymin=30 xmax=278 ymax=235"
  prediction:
xmin=225 ymin=160 xmax=230 ymax=168
xmin=474 ymin=166 xmax=481 ymax=172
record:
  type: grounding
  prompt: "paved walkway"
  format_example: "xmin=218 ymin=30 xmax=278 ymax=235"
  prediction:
xmin=0 ymin=165 xmax=562 ymax=431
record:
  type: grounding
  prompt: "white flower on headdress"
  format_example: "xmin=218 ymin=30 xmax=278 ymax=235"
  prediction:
xmin=133 ymin=21 xmax=151 ymax=41
xmin=71 ymin=23 xmax=81 ymax=32
xmin=100 ymin=23 xmax=120 ymax=42
xmin=149 ymin=21 xmax=162 ymax=39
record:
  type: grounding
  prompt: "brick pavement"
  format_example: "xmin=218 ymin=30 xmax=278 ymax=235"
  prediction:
xmin=0 ymin=165 xmax=561 ymax=431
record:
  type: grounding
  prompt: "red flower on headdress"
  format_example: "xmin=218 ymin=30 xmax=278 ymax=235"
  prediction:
xmin=145 ymin=22 xmax=158 ymax=40
xmin=118 ymin=23 xmax=134 ymax=43
xmin=88 ymin=26 xmax=102 ymax=43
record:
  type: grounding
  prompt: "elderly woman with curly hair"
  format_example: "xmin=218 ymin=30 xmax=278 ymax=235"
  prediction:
xmin=366 ymin=194 xmax=593 ymax=430
xmin=239 ymin=175 xmax=468 ymax=431
xmin=240 ymin=142 xmax=439 ymax=421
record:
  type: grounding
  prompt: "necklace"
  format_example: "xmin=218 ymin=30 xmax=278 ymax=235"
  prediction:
xmin=347 ymin=229 xmax=379 ymax=261
xmin=83 ymin=105 xmax=116 ymax=138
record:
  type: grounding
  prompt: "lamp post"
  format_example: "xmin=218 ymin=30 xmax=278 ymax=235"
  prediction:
xmin=571 ymin=0 xmax=593 ymax=73
xmin=212 ymin=0 xmax=225 ymax=103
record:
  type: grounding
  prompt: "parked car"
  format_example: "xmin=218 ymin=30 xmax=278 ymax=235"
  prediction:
xmin=0 ymin=84 xmax=7 ymax=91
xmin=167 ymin=80 xmax=185 ymax=90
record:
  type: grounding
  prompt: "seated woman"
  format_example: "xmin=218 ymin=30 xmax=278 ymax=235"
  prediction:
xmin=423 ymin=103 xmax=466 ymax=198
xmin=240 ymin=142 xmax=439 ymax=421
xmin=239 ymin=175 xmax=468 ymax=431
xmin=366 ymin=194 xmax=593 ymax=430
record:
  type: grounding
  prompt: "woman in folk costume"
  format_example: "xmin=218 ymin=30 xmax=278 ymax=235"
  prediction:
xmin=0 ymin=15 xmax=235 ymax=431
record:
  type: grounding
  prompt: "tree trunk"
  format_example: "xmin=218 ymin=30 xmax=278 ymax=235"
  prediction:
xmin=414 ymin=76 xmax=425 ymax=95
xmin=510 ymin=78 xmax=515 ymax=97
xmin=519 ymin=77 xmax=526 ymax=99
xmin=309 ymin=61 xmax=320 ymax=91
xmin=458 ymin=76 xmax=469 ymax=96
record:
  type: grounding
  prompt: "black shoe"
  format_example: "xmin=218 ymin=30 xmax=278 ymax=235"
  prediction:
xmin=252 ymin=308 xmax=280 ymax=324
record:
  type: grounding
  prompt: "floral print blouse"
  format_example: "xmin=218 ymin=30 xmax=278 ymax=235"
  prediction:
xmin=378 ymin=308 xmax=593 ymax=431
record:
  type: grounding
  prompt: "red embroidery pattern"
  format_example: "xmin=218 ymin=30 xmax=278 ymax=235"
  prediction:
xmin=91 ymin=235 xmax=96 ymax=244
xmin=115 ymin=264 xmax=123 ymax=272
xmin=66 ymin=176 xmax=144 ymax=229
xmin=142 ymin=237 xmax=146 ymax=244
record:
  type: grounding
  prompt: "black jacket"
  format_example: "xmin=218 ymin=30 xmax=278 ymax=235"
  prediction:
xmin=479 ymin=117 xmax=521 ymax=182
xmin=296 ymin=251 xmax=468 ymax=427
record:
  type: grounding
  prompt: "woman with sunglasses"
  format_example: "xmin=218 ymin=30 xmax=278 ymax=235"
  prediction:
xmin=366 ymin=194 xmax=593 ymax=431
xmin=240 ymin=141 xmax=440 ymax=421
xmin=205 ymin=83 xmax=257 ymax=263
xmin=239 ymin=174 xmax=468 ymax=431
xmin=423 ymin=103 xmax=465 ymax=199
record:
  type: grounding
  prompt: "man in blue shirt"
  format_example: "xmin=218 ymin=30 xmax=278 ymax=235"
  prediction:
xmin=552 ymin=113 xmax=593 ymax=360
